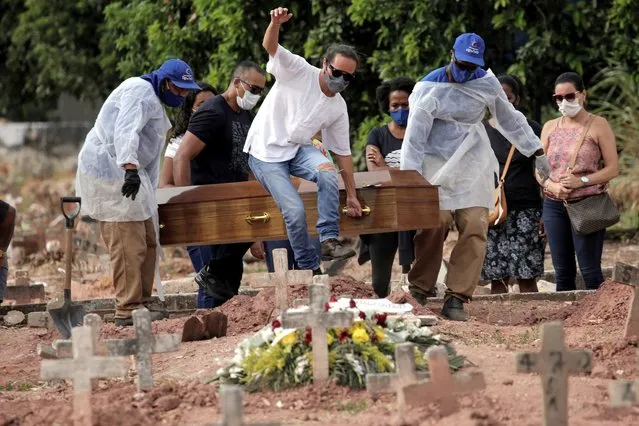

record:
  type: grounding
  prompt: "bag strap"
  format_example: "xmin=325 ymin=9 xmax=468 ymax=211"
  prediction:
xmin=499 ymin=145 xmax=516 ymax=183
xmin=568 ymin=114 xmax=595 ymax=172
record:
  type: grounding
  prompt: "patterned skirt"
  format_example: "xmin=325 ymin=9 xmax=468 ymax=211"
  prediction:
xmin=481 ymin=208 xmax=545 ymax=280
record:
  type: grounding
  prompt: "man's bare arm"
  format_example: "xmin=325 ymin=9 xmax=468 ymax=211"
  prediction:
xmin=263 ymin=7 xmax=293 ymax=56
xmin=173 ymin=132 xmax=206 ymax=187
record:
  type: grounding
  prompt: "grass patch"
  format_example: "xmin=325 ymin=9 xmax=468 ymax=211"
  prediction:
xmin=0 ymin=382 xmax=35 ymax=392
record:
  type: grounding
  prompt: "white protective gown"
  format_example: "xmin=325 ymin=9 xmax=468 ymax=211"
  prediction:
xmin=76 ymin=77 xmax=171 ymax=298
xmin=400 ymin=70 xmax=542 ymax=211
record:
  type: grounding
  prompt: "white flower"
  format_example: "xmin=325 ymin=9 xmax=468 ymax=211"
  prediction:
xmin=294 ymin=356 xmax=309 ymax=377
xmin=345 ymin=353 xmax=364 ymax=376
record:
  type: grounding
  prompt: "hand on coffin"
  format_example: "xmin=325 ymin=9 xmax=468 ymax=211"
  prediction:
xmin=250 ymin=242 xmax=265 ymax=260
xmin=345 ymin=196 xmax=363 ymax=218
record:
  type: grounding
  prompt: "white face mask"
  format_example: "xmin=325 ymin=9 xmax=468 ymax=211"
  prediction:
xmin=558 ymin=99 xmax=582 ymax=118
xmin=236 ymin=82 xmax=261 ymax=110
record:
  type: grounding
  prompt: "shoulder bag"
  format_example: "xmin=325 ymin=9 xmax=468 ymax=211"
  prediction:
xmin=563 ymin=114 xmax=620 ymax=235
xmin=488 ymin=145 xmax=516 ymax=227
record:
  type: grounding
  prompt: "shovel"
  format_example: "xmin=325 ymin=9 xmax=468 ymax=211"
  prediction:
xmin=47 ymin=197 xmax=85 ymax=338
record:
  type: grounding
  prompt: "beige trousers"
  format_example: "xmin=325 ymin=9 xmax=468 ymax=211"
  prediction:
xmin=408 ymin=207 xmax=489 ymax=301
xmin=100 ymin=219 xmax=157 ymax=318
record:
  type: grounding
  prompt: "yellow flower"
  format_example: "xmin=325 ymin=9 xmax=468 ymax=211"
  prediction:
xmin=281 ymin=332 xmax=297 ymax=346
xmin=374 ymin=326 xmax=385 ymax=342
xmin=327 ymin=332 xmax=334 ymax=346
xmin=352 ymin=328 xmax=370 ymax=344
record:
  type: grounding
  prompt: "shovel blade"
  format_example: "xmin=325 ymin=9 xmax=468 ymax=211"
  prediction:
xmin=47 ymin=302 xmax=85 ymax=339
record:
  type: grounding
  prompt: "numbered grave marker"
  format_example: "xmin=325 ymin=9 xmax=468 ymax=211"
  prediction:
xmin=515 ymin=321 xmax=593 ymax=426
xmin=613 ymin=263 xmax=639 ymax=338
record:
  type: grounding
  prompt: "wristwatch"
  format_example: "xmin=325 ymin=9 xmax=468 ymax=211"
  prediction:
xmin=580 ymin=176 xmax=590 ymax=186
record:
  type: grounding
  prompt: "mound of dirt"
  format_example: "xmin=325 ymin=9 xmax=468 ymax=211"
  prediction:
xmin=563 ymin=281 xmax=632 ymax=327
xmin=217 ymin=294 xmax=274 ymax=335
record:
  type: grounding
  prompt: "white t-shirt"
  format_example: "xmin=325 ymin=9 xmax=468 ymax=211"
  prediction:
xmin=243 ymin=45 xmax=351 ymax=162
xmin=164 ymin=135 xmax=183 ymax=159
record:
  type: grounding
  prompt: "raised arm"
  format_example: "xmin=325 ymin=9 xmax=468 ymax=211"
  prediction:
xmin=263 ymin=7 xmax=293 ymax=57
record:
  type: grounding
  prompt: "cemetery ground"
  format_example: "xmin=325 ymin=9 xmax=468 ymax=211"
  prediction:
xmin=2 ymin=266 xmax=639 ymax=425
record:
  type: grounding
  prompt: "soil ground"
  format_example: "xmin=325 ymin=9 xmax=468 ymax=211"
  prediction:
xmin=2 ymin=280 xmax=639 ymax=426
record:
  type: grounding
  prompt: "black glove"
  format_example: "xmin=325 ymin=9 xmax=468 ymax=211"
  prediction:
xmin=121 ymin=169 xmax=141 ymax=200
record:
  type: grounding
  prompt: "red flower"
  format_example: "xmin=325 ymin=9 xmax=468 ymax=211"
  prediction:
xmin=303 ymin=328 xmax=312 ymax=344
xmin=359 ymin=311 xmax=366 ymax=320
xmin=329 ymin=296 xmax=337 ymax=303
xmin=324 ymin=302 xmax=330 ymax=312
xmin=338 ymin=328 xmax=350 ymax=344
xmin=272 ymin=319 xmax=282 ymax=329
xmin=349 ymin=299 xmax=357 ymax=309
xmin=372 ymin=312 xmax=387 ymax=327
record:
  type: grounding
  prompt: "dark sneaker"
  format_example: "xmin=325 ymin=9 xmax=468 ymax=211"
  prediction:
xmin=441 ymin=296 xmax=468 ymax=322
xmin=312 ymin=268 xmax=323 ymax=276
xmin=194 ymin=265 xmax=235 ymax=303
xmin=409 ymin=290 xmax=430 ymax=306
xmin=321 ymin=238 xmax=356 ymax=261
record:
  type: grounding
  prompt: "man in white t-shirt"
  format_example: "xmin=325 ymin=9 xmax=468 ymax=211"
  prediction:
xmin=244 ymin=6 xmax=363 ymax=275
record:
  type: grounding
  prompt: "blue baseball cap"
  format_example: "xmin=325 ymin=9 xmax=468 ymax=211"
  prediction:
xmin=158 ymin=59 xmax=201 ymax=90
xmin=453 ymin=33 xmax=485 ymax=67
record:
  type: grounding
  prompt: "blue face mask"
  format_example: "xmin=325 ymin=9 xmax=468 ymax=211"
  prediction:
xmin=389 ymin=108 xmax=409 ymax=127
xmin=160 ymin=88 xmax=185 ymax=108
xmin=450 ymin=62 xmax=476 ymax=83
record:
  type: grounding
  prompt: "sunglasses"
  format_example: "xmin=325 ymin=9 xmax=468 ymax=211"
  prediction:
xmin=240 ymin=80 xmax=264 ymax=95
xmin=328 ymin=63 xmax=355 ymax=82
xmin=552 ymin=91 xmax=581 ymax=103
xmin=453 ymin=55 xmax=478 ymax=71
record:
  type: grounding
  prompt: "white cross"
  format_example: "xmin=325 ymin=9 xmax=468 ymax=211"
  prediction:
xmin=515 ymin=321 xmax=592 ymax=426
xmin=218 ymin=385 xmax=281 ymax=426
xmin=401 ymin=345 xmax=486 ymax=416
xmin=40 ymin=325 xmax=129 ymax=426
xmin=281 ymin=275 xmax=354 ymax=383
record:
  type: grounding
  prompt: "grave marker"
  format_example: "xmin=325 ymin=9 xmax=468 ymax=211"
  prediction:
xmin=251 ymin=249 xmax=312 ymax=312
xmin=218 ymin=385 xmax=280 ymax=426
xmin=53 ymin=308 xmax=180 ymax=391
xmin=4 ymin=270 xmax=45 ymax=305
xmin=610 ymin=349 xmax=639 ymax=407
xmin=613 ymin=263 xmax=639 ymax=338
xmin=515 ymin=321 xmax=592 ymax=426
xmin=281 ymin=275 xmax=354 ymax=383
xmin=366 ymin=342 xmax=428 ymax=408
xmin=40 ymin=325 xmax=129 ymax=426
xmin=401 ymin=346 xmax=485 ymax=415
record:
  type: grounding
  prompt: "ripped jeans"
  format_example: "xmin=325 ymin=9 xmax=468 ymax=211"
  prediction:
xmin=249 ymin=145 xmax=340 ymax=270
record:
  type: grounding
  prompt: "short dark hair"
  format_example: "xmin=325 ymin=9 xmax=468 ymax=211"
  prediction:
xmin=324 ymin=44 xmax=360 ymax=67
xmin=375 ymin=77 xmax=416 ymax=114
xmin=171 ymin=82 xmax=217 ymax=138
xmin=232 ymin=61 xmax=265 ymax=80
xmin=497 ymin=74 xmax=524 ymax=103
xmin=554 ymin=72 xmax=585 ymax=92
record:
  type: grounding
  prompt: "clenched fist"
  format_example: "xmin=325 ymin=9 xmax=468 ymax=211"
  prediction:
xmin=270 ymin=7 xmax=293 ymax=25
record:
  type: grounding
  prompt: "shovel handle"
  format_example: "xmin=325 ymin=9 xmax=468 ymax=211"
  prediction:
xmin=60 ymin=197 xmax=81 ymax=229
xmin=64 ymin=227 xmax=73 ymax=291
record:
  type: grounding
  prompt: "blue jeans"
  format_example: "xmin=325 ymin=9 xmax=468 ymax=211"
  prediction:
xmin=249 ymin=146 xmax=339 ymax=270
xmin=0 ymin=258 xmax=7 ymax=302
xmin=187 ymin=245 xmax=215 ymax=308
xmin=543 ymin=198 xmax=605 ymax=291
xmin=264 ymin=238 xmax=321 ymax=271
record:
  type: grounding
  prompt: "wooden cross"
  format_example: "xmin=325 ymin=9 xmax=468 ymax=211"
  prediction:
xmin=281 ymin=275 xmax=354 ymax=383
xmin=218 ymin=385 xmax=280 ymax=426
xmin=53 ymin=309 xmax=181 ymax=391
xmin=251 ymin=248 xmax=312 ymax=311
xmin=401 ymin=346 xmax=486 ymax=416
xmin=613 ymin=263 xmax=639 ymax=338
xmin=515 ymin=321 xmax=593 ymax=426
xmin=366 ymin=342 xmax=428 ymax=408
xmin=610 ymin=349 xmax=639 ymax=407
xmin=40 ymin=325 xmax=129 ymax=426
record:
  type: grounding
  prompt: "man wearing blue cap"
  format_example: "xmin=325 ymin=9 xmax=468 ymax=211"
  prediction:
xmin=76 ymin=58 xmax=200 ymax=327
xmin=400 ymin=33 xmax=550 ymax=321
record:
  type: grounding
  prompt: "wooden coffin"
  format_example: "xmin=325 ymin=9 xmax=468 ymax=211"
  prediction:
xmin=157 ymin=169 xmax=439 ymax=246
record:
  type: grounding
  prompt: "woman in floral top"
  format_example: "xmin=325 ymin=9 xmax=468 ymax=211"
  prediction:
xmin=539 ymin=72 xmax=619 ymax=291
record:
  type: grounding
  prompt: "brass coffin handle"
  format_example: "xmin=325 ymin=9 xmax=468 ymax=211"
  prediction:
xmin=159 ymin=224 xmax=166 ymax=229
xmin=245 ymin=212 xmax=271 ymax=225
xmin=341 ymin=205 xmax=371 ymax=216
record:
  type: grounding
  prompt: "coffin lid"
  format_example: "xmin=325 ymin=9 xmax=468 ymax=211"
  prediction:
xmin=157 ymin=169 xmax=431 ymax=205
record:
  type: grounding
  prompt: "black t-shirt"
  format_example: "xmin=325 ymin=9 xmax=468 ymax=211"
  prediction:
xmin=187 ymin=95 xmax=253 ymax=185
xmin=366 ymin=125 xmax=403 ymax=167
xmin=485 ymin=119 xmax=543 ymax=210
xmin=0 ymin=200 xmax=9 ymax=223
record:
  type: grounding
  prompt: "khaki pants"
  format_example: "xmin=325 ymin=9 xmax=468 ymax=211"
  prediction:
xmin=408 ymin=207 xmax=488 ymax=301
xmin=100 ymin=219 xmax=157 ymax=318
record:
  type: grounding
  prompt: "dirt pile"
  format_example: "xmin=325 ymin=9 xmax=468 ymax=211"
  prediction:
xmin=218 ymin=294 xmax=274 ymax=335
xmin=563 ymin=281 xmax=632 ymax=327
